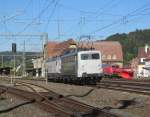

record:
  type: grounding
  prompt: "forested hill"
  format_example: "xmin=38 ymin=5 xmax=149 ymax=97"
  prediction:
xmin=106 ymin=29 xmax=150 ymax=64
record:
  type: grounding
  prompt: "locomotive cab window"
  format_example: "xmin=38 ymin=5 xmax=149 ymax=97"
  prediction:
xmin=92 ymin=53 xmax=100 ymax=59
xmin=81 ymin=53 xmax=100 ymax=60
xmin=81 ymin=54 xmax=89 ymax=60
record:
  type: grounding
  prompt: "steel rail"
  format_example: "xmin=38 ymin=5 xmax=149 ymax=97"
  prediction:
xmin=0 ymin=85 xmax=81 ymax=117
xmin=16 ymin=81 xmax=116 ymax=117
xmin=0 ymin=79 xmax=119 ymax=117
xmin=97 ymin=80 xmax=150 ymax=96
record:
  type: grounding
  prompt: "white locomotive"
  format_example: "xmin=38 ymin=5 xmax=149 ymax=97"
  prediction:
xmin=47 ymin=50 xmax=103 ymax=84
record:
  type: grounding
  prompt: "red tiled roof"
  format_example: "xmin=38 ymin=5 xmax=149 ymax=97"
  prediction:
xmin=47 ymin=39 xmax=123 ymax=62
xmin=138 ymin=47 xmax=150 ymax=58
xmin=143 ymin=57 xmax=150 ymax=61
xmin=79 ymin=41 xmax=123 ymax=61
xmin=47 ymin=39 xmax=76 ymax=57
xmin=94 ymin=41 xmax=123 ymax=61
xmin=47 ymin=41 xmax=58 ymax=57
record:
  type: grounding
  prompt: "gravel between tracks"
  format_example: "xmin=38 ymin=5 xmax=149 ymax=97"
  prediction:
xmin=0 ymin=93 xmax=53 ymax=117
xmin=1 ymin=79 xmax=150 ymax=117
xmin=21 ymin=80 xmax=150 ymax=117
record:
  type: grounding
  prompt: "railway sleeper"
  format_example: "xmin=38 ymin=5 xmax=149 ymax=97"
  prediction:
xmin=72 ymin=108 xmax=116 ymax=117
xmin=48 ymin=76 xmax=101 ymax=85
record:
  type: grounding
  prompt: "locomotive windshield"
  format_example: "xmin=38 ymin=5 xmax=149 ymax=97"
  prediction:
xmin=81 ymin=53 xmax=100 ymax=60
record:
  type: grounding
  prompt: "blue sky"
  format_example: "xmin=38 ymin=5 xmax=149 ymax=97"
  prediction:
xmin=0 ymin=0 xmax=150 ymax=51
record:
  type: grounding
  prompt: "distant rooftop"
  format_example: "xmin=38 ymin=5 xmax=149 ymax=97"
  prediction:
xmin=47 ymin=39 xmax=123 ymax=62
xmin=138 ymin=45 xmax=150 ymax=58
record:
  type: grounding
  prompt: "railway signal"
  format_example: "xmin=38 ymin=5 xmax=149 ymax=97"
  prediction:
xmin=12 ymin=43 xmax=17 ymax=54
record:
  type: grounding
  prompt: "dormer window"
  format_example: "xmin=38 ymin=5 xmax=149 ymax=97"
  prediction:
xmin=112 ymin=54 xmax=117 ymax=60
xmin=145 ymin=44 xmax=149 ymax=53
xmin=107 ymin=55 xmax=111 ymax=60
xmin=102 ymin=55 xmax=106 ymax=59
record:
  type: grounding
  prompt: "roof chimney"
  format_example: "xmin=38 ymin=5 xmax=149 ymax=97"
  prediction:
xmin=145 ymin=44 xmax=149 ymax=53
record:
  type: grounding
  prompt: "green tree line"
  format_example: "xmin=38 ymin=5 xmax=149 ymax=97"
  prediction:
xmin=106 ymin=29 xmax=150 ymax=65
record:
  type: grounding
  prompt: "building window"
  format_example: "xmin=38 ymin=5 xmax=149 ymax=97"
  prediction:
xmin=107 ymin=55 xmax=111 ymax=59
xmin=112 ymin=54 xmax=117 ymax=60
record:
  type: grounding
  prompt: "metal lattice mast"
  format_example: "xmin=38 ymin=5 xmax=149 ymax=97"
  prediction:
xmin=22 ymin=40 xmax=26 ymax=77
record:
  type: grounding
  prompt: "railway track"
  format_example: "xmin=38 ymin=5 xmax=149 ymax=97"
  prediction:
xmin=0 ymin=78 xmax=119 ymax=117
xmin=16 ymin=78 xmax=150 ymax=96
xmin=97 ymin=80 xmax=150 ymax=96
xmin=3 ymin=77 xmax=150 ymax=116
xmin=3 ymin=77 xmax=150 ymax=96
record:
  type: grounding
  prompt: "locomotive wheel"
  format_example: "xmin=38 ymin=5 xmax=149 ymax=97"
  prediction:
xmin=88 ymin=77 xmax=96 ymax=85
xmin=67 ymin=79 xmax=70 ymax=83
xmin=57 ymin=78 xmax=61 ymax=83
xmin=98 ymin=77 xmax=102 ymax=82
xmin=51 ymin=78 xmax=54 ymax=82
xmin=64 ymin=78 xmax=68 ymax=84
xmin=53 ymin=78 xmax=57 ymax=82
xmin=76 ymin=79 xmax=81 ymax=85
xmin=80 ymin=79 xmax=84 ymax=85
xmin=69 ymin=78 xmax=73 ymax=84
xmin=82 ymin=78 xmax=86 ymax=85
xmin=60 ymin=78 xmax=63 ymax=83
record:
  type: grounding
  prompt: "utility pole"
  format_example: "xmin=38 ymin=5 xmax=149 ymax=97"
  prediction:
xmin=57 ymin=19 xmax=61 ymax=40
xmin=79 ymin=16 xmax=85 ymax=36
xmin=22 ymin=40 xmax=26 ymax=77
xmin=12 ymin=43 xmax=16 ymax=84
xmin=1 ymin=55 xmax=3 ymax=68
xmin=43 ymin=33 xmax=48 ymax=84
xmin=1 ymin=55 xmax=3 ymax=78
xmin=13 ymin=54 xmax=16 ymax=83
xmin=57 ymin=6 xmax=61 ymax=40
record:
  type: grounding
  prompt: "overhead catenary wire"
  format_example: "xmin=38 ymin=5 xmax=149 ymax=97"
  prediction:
xmin=22 ymin=0 xmax=33 ymax=14
xmin=59 ymin=1 xmax=150 ymax=40
xmin=0 ymin=0 xmax=32 ymax=33
xmin=57 ymin=3 xmax=96 ymax=14
xmin=16 ymin=0 xmax=56 ymax=35
xmin=94 ymin=0 xmax=121 ymax=18
xmin=89 ymin=1 xmax=150 ymax=35
xmin=44 ymin=0 xmax=60 ymax=31
xmin=1 ymin=1 xmax=150 ymax=41
xmin=55 ymin=1 xmax=150 ymax=40
xmin=92 ymin=6 xmax=150 ymax=38
xmin=64 ymin=0 xmax=121 ymax=39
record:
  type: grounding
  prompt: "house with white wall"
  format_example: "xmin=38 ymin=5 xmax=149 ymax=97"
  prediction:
xmin=137 ymin=45 xmax=150 ymax=78
xmin=32 ymin=57 xmax=45 ymax=77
